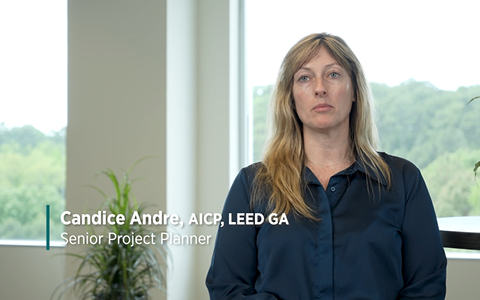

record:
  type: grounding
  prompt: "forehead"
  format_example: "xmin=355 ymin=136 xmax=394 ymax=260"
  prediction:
xmin=302 ymin=47 xmax=339 ymax=68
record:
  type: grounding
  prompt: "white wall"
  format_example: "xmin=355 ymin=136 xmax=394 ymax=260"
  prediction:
xmin=447 ymin=258 xmax=480 ymax=299
xmin=66 ymin=1 xmax=167 ymax=300
xmin=0 ymin=245 xmax=64 ymax=300
xmin=1 ymin=1 xmax=479 ymax=300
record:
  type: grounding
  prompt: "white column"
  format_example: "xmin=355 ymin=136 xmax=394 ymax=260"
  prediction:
xmin=194 ymin=0 xmax=241 ymax=298
xmin=166 ymin=0 xmax=198 ymax=299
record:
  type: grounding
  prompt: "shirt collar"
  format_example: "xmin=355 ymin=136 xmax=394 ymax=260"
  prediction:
xmin=354 ymin=160 xmax=387 ymax=186
xmin=303 ymin=160 xmax=387 ymax=186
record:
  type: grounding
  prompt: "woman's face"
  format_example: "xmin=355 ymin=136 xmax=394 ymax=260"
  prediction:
xmin=292 ymin=46 xmax=354 ymax=136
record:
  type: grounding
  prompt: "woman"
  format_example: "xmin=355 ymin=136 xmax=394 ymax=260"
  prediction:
xmin=206 ymin=33 xmax=446 ymax=300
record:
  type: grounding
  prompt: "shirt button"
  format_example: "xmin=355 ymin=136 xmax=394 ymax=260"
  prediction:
xmin=330 ymin=186 xmax=336 ymax=192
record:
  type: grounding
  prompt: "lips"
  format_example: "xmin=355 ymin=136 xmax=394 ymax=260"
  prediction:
xmin=312 ymin=103 xmax=333 ymax=112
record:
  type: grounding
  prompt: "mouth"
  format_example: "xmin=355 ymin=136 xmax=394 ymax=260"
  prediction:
xmin=312 ymin=103 xmax=333 ymax=112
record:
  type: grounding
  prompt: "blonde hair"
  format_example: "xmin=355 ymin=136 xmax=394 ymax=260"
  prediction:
xmin=253 ymin=33 xmax=391 ymax=220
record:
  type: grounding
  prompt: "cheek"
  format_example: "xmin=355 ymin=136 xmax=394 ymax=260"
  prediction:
xmin=345 ymin=82 xmax=354 ymax=100
xmin=292 ymin=89 xmax=300 ymax=109
xmin=292 ymin=99 xmax=310 ymax=125
xmin=292 ymin=97 xmax=306 ymax=117
xmin=292 ymin=88 xmax=308 ymax=109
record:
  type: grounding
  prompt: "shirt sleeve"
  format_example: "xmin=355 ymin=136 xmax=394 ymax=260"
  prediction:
xmin=398 ymin=165 xmax=447 ymax=299
xmin=206 ymin=168 xmax=279 ymax=300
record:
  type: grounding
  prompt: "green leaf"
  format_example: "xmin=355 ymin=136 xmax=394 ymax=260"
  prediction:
xmin=466 ymin=95 xmax=480 ymax=106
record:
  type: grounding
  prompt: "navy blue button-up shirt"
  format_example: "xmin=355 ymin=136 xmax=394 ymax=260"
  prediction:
xmin=206 ymin=153 xmax=447 ymax=299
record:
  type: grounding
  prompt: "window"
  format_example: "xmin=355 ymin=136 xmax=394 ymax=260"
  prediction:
xmin=244 ymin=0 xmax=480 ymax=220
xmin=0 ymin=1 xmax=67 ymax=242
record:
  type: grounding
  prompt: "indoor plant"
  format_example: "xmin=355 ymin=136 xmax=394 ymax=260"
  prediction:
xmin=52 ymin=158 xmax=167 ymax=300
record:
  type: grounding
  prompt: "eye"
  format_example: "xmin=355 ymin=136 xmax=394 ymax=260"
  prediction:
xmin=298 ymin=75 xmax=310 ymax=82
xmin=329 ymin=72 xmax=340 ymax=78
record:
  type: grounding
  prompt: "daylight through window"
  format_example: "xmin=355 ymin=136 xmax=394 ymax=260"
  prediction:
xmin=245 ymin=0 xmax=480 ymax=220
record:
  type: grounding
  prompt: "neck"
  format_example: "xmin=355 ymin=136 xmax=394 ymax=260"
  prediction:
xmin=303 ymin=127 xmax=353 ymax=167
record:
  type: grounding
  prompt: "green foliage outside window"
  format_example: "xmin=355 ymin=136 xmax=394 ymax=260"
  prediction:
xmin=0 ymin=124 xmax=65 ymax=240
xmin=1 ymin=80 xmax=478 ymax=240
xmin=252 ymin=80 xmax=480 ymax=218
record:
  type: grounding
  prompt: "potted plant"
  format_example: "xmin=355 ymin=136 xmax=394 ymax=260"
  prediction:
xmin=52 ymin=158 xmax=167 ymax=300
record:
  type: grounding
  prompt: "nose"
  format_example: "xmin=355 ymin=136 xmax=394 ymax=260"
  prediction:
xmin=314 ymin=78 xmax=327 ymax=97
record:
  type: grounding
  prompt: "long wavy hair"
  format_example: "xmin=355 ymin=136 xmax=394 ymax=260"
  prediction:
xmin=253 ymin=33 xmax=391 ymax=220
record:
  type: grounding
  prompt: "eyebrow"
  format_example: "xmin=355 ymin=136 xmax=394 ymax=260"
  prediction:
xmin=296 ymin=62 xmax=342 ymax=73
xmin=324 ymin=62 xmax=341 ymax=68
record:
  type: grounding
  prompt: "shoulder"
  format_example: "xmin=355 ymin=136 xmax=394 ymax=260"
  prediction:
xmin=224 ymin=162 xmax=268 ymax=211
xmin=378 ymin=152 xmax=421 ymax=177
xmin=232 ymin=162 xmax=264 ymax=191
xmin=378 ymin=152 xmax=426 ymax=197
xmin=240 ymin=162 xmax=263 ymax=177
